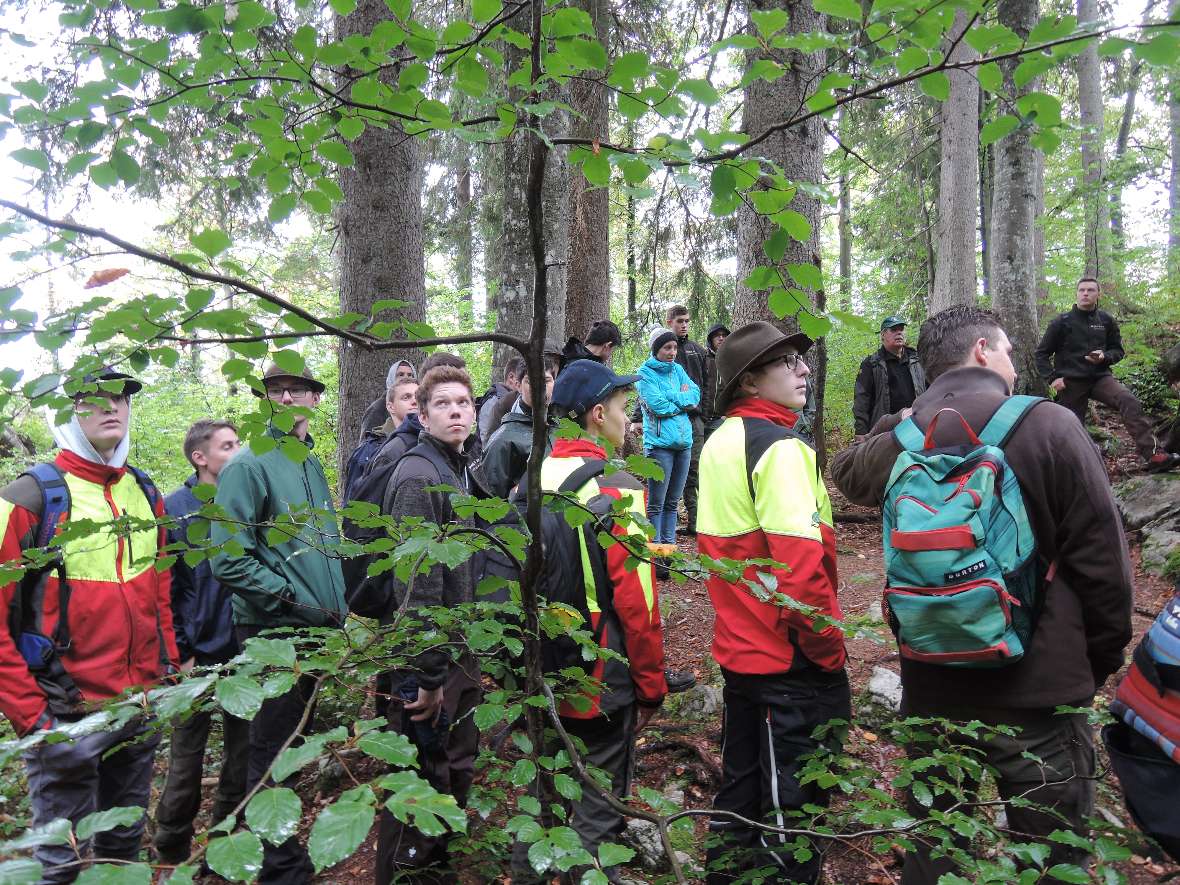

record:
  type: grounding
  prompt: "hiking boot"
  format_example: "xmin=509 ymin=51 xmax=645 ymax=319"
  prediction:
xmin=665 ymin=669 xmax=696 ymax=693
xmin=1147 ymin=451 xmax=1180 ymax=473
xmin=654 ymin=559 xmax=670 ymax=581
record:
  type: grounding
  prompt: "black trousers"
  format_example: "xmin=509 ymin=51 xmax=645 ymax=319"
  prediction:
xmin=706 ymin=668 xmax=851 ymax=885
xmin=375 ymin=663 xmax=482 ymax=885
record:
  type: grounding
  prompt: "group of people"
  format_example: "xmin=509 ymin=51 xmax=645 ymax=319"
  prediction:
xmin=0 ymin=273 xmax=1175 ymax=884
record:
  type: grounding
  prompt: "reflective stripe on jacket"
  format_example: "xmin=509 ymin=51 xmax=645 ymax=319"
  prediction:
xmin=698 ymin=398 xmax=846 ymax=675
xmin=0 ymin=450 xmax=178 ymax=734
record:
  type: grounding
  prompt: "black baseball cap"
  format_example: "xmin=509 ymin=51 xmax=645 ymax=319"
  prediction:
xmin=550 ymin=359 xmax=638 ymax=419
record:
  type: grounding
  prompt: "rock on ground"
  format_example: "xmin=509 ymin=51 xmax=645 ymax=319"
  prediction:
xmin=1113 ymin=474 xmax=1180 ymax=576
xmin=623 ymin=818 xmax=666 ymax=871
xmin=669 ymin=683 xmax=723 ymax=721
xmin=867 ymin=665 xmax=902 ymax=713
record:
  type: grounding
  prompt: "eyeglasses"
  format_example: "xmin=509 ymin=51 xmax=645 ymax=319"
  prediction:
xmin=758 ymin=353 xmax=807 ymax=372
xmin=265 ymin=385 xmax=314 ymax=399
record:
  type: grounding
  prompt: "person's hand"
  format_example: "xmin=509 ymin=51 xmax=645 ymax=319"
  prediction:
xmin=1050 ymin=378 xmax=1066 ymax=392
xmin=405 ymin=686 xmax=445 ymax=723
xmin=853 ymin=434 xmax=867 ymax=444
xmin=1084 ymin=349 xmax=1104 ymax=364
xmin=180 ymin=657 xmax=196 ymax=673
xmin=635 ymin=704 xmax=658 ymax=733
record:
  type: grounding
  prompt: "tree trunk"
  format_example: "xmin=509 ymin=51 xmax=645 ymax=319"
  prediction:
xmin=836 ymin=108 xmax=852 ymax=312
xmin=492 ymin=43 xmax=569 ymax=369
xmin=930 ymin=9 xmax=980 ymax=314
xmin=1172 ymin=56 xmax=1180 ymax=285
xmin=1109 ymin=58 xmax=1142 ymax=260
xmin=455 ymin=152 xmax=474 ymax=307
xmin=1033 ymin=149 xmax=1050 ymax=320
xmin=564 ymin=0 xmax=611 ymax=341
xmin=625 ymin=189 xmax=638 ymax=320
xmin=1077 ymin=0 xmax=1114 ymax=289
xmin=733 ymin=0 xmax=826 ymax=331
xmin=990 ymin=0 xmax=1044 ymax=396
xmin=334 ymin=0 xmax=426 ymax=475
xmin=980 ymin=123 xmax=994 ymax=297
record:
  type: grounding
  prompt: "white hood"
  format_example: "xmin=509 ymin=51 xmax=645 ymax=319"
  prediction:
xmin=47 ymin=408 xmax=130 ymax=469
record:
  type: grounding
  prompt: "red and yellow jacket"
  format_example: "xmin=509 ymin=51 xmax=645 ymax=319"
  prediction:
xmin=698 ymin=398 xmax=846 ymax=675
xmin=542 ymin=438 xmax=667 ymax=719
xmin=0 ymin=451 xmax=178 ymax=734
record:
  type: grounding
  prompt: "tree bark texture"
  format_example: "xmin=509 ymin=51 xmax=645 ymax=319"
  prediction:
xmin=733 ymin=0 xmax=826 ymax=331
xmin=564 ymin=0 xmax=611 ymax=341
xmin=455 ymin=152 xmax=474 ymax=301
xmin=990 ymin=0 xmax=1045 ymax=396
xmin=1109 ymin=58 xmax=1142 ymax=259
xmin=980 ymin=125 xmax=994 ymax=296
xmin=1077 ymin=0 xmax=1114 ymax=288
xmin=1170 ymin=1 xmax=1180 ymax=284
xmin=334 ymin=0 xmax=426 ymax=474
xmin=930 ymin=9 xmax=980 ymax=314
xmin=492 ymin=43 xmax=569 ymax=369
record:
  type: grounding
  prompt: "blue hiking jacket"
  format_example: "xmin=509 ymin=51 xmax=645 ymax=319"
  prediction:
xmin=167 ymin=475 xmax=240 ymax=664
xmin=637 ymin=356 xmax=699 ymax=450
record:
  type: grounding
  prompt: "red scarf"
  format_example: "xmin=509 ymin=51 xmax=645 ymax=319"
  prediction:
xmin=726 ymin=397 xmax=799 ymax=429
xmin=550 ymin=437 xmax=607 ymax=460
xmin=56 ymin=449 xmax=126 ymax=486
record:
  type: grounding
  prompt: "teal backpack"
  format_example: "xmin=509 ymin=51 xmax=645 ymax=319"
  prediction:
xmin=882 ymin=396 xmax=1048 ymax=668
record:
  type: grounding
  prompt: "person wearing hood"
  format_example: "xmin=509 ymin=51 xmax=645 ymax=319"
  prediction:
xmin=211 ymin=363 xmax=348 ymax=884
xmin=637 ymin=329 xmax=700 ymax=548
xmin=0 ymin=368 xmax=179 ymax=882
xmin=342 ymin=371 xmax=420 ymax=505
xmin=703 ymin=322 xmax=730 ymax=434
xmin=358 ymin=358 xmax=418 ymax=442
xmin=374 ymin=364 xmax=491 ymax=884
xmin=561 ymin=319 xmax=623 ymax=369
xmin=480 ymin=352 xmax=559 ymax=499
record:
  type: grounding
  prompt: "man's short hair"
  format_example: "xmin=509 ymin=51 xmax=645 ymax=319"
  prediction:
xmin=416 ymin=365 xmax=473 ymax=412
xmin=585 ymin=320 xmax=622 ymax=348
xmin=573 ymin=385 xmax=631 ymax=430
xmin=665 ymin=304 xmax=689 ymax=324
xmin=386 ymin=377 xmax=418 ymax=401
xmin=917 ymin=306 xmax=1005 ymax=383
xmin=504 ymin=356 xmax=526 ymax=382
xmin=183 ymin=419 xmax=237 ymax=468
xmin=419 ymin=352 xmax=466 ymax=375
xmin=1077 ymin=276 xmax=1100 ymax=289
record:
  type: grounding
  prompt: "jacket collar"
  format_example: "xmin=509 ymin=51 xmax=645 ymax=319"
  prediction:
xmin=1071 ymin=304 xmax=1097 ymax=318
xmin=396 ymin=412 xmax=423 ymax=436
xmin=726 ymin=397 xmax=799 ymax=429
xmin=920 ymin=366 xmax=1010 ymax=403
xmin=551 ymin=437 xmax=607 ymax=460
xmin=56 ymin=449 xmax=126 ymax=485
xmin=266 ymin=423 xmax=315 ymax=448
xmin=644 ymin=356 xmax=675 ymax=373
xmin=418 ymin=429 xmax=474 ymax=473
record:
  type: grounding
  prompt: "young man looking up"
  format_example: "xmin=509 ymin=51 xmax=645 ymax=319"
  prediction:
xmin=511 ymin=359 xmax=668 ymax=884
xmin=375 ymin=365 xmax=489 ymax=884
xmin=155 ymin=420 xmax=247 ymax=865
xmin=1035 ymin=276 xmax=1178 ymax=472
xmin=0 ymin=368 xmax=178 ymax=883
xmin=832 ymin=306 xmax=1134 ymax=883
xmin=481 ymin=353 xmax=558 ymax=499
xmin=698 ymin=323 xmax=849 ymax=885
xmin=212 ymin=364 xmax=348 ymax=885
xmin=853 ymin=315 xmax=927 ymax=439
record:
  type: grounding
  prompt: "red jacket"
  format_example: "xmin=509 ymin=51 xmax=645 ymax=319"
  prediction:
xmin=0 ymin=451 xmax=178 ymax=734
xmin=543 ymin=438 xmax=667 ymax=719
xmin=697 ymin=398 xmax=846 ymax=675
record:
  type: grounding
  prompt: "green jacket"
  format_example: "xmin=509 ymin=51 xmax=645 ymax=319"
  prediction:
xmin=211 ymin=426 xmax=347 ymax=629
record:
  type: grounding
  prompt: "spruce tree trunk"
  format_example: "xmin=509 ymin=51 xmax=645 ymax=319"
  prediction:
xmin=455 ymin=154 xmax=474 ymax=305
xmin=1169 ymin=3 xmax=1180 ymax=285
xmin=334 ymin=0 xmax=426 ymax=476
xmin=564 ymin=0 xmax=611 ymax=341
xmin=930 ymin=9 xmax=980 ymax=313
xmin=837 ymin=107 xmax=852 ymax=311
xmin=990 ymin=0 xmax=1044 ymax=396
xmin=733 ymin=0 xmax=826 ymax=332
xmin=1077 ymin=0 xmax=1114 ymax=288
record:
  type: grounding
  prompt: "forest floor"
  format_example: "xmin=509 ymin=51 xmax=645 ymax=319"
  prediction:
xmin=164 ymin=406 xmax=1179 ymax=885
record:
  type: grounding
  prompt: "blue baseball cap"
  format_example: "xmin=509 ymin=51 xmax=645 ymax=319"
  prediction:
xmin=550 ymin=359 xmax=639 ymax=419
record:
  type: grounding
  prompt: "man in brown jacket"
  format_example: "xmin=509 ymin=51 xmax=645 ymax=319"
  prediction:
xmin=831 ymin=305 xmax=1133 ymax=883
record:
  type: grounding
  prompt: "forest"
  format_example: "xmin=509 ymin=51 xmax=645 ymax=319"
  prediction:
xmin=0 ymin=0 xmax=1178 ymax=881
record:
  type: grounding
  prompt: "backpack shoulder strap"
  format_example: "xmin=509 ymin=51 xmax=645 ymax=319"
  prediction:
xmin=22 ymin=463 xmax=70 ymax=549
xmin=15 ymin=463 xmax=71 ymax=651
xmin=557 ymin=459 xmax=608 ymax=496
xmin=891 ymin=417 xmax=925 ymax=453
xmin=126 ymin=465 xmax=163 ymax=516
xmin=978 ymin=395 xmax=1045 ymax=449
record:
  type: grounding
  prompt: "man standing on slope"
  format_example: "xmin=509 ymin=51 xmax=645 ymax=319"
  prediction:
xmin=1035 ymin=276 xmax=1178 ymax=472
xmin=833 ymin=305 xmax=1134 ymax=882
xmin=0 ymin=368 xmax=178 ymax=882
xmin=699 ymin=323 xmax=850 ymax=885
xmin=212 ymin=363 xmax=348 ymax=884
xmin=664 ymin=305 xmax=709 ymax=535
xmin=853 ymin=315 xmax=926 ymax=440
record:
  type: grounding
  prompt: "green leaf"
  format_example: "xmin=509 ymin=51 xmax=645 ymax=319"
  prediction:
xmin=774 ymin=209 xmax=811 ymax=241
xmin=743 ymin=266 xmax=782 ymax=291
xmin=316 ymin=141 xmax=355 ymax=167
xmin=74 ymin=864 xmax=151 ymax=884
xmin=548 ymin=7 xmax=594 ymax=37
xmin=813 ymin=0 xmax=861 ymax=21
xmin=581 ymin=152 xmax=610 ymax=187
xmin=308 ymin=797 xmax=376 ymax=871
xmin=562 ymin=37 xmax=607 ymax=70
xmin=554 ymin=773 xmax=581 ymax=800
xmin=206 ymin=831 xmax=263 ymax=882
xmin=191 ymin=228 xmax=231 ymax=258
xmin=678 ymin=78 xmax=719 ymax=105
xmin=751 ymin=8 xmax=788 ymax=38
xmin=76 ymin=806 xmax=145 ymax=840
xmin=381 ymin=770 xmax=467 ymax=836
xmin=1045 ymin=865 xmax=1090 ymax=884
xmin=895 ymin=46 xmax=928 ymax=76
xmin=111 ymin=151 xmax=140 ymax=185
xmin=215 ymin=674 xmax=265 ymax=720
xmin=455 ymin=57 xmax=489 ymax=97
xmin=510 ymin=758 xmax=538 ymax=786
xmin=269 ymin=194 xmax=298 ymax=223
xmin=1134 ymin=33 xmax=1180 ymax=67
xmin=0 ymin=859 xmax=42 ymax=885
xmin=977 ymin=62 xmax=1002 ymax=93
xmin=163 ymin=867 xmax=198 ymax=884
xmin=763 ymin=229 xmax=790 ymax=263
xmin=358 ymin=729 xmax=418 ymax=766
xmin=12 ymin=79 xmax=48 ymax=103
xmin=980 ymin=115 xmax=1020 ymax=147
xmin=245 ymin=788 xmax=302 ymax=846
xmin=472 ymin=0 xmax=501 ymax=22
xmin=598 ymin=842 xmax=635 ymax=867
xmin=612 ymin=51 xmax=649 ymax=82
xmin=918 ymin=72 xmax=950 ymax=101
xmin=798 ymin=311 xmax=832 ymax=339
xmin=243 ymin=636 xmax=297 ymax=668
xmin=10 ymin=148 xmax=48 ymax=172
xmin=328 ymin=0 xmax=356 ymax=13
xmin=786 ymin=262 xmax=822 ymax=290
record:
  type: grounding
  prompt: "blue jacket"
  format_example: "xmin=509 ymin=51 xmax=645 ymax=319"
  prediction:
xmin=167 ymin=475 xmax=239 ymax=664
xmin=637 ymin=356 xmax=699 ymax=451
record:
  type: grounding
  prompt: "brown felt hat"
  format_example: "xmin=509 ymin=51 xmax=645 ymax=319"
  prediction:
xmin=714 ymin=322 xmax=813 ymax=414
xmin=253 ymin=362 xmax=326 ymax=396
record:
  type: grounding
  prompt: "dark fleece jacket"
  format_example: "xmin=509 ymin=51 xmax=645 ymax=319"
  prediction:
xmin=830 ymin=367 xmax=1133 ymax=718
